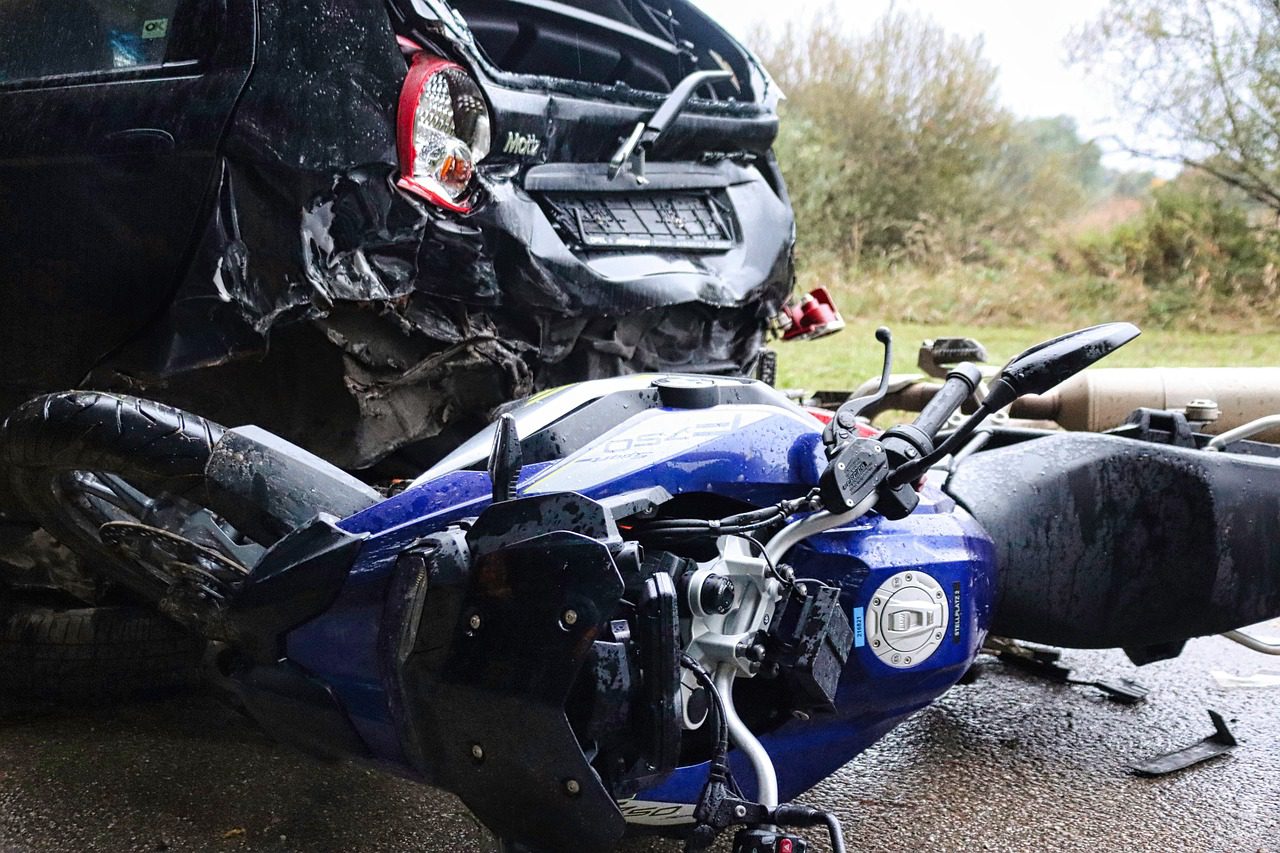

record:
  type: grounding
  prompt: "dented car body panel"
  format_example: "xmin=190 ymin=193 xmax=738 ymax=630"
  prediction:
xmin=0 ymin=0 xmax=795 ymax=471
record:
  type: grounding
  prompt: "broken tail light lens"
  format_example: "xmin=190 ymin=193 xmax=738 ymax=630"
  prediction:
xmin=396 ymin=53 xmax=492 ymax=213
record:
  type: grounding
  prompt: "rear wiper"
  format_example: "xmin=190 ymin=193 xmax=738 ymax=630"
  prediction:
xmin=608 ymin=68 xmax=733 ymax=184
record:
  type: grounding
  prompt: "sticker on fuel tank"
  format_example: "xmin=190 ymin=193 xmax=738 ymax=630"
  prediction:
xmin=952 ymin=582 xmax=962 ymax=643
xmin=525 ymin=407 xmax=773 ymax=492
xmin=853 ymin=606 xmax=865 ymax=647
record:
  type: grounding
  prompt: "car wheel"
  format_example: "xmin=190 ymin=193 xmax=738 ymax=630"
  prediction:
xmin=0 ymin=590 xmax=204 ymax=703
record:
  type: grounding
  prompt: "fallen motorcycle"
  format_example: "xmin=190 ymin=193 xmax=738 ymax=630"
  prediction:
xmin=2 ymin=322 xmax=1278 ymax=852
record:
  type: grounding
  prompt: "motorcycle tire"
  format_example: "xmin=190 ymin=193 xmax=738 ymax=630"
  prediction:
xmin=0 ymin=391 xmax=236 ymax=603
xmin=0 ymin=591 xmax=204 ymax=702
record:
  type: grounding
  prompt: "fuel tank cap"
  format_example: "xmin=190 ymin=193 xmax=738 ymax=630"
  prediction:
xmin=653 ymin=376 xmax=721 ymax=409
xmin=866 ymin=570 xmax=949 ymax=668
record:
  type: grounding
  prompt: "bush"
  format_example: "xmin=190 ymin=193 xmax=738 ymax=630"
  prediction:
xmin=1064 ymin=182 xmax=1280 ymax=326
xmin=754 ymin=12 xmax=1132 ymax=268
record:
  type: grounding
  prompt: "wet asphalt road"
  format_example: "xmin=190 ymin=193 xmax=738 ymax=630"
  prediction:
xmin=1 ymin=624 xmax=1278 ymax=853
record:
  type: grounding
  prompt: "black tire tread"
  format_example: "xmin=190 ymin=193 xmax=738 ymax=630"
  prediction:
xmin=0 ymin=391 xmax=224 ymax=480
xmin=0 ymin=392 xmax=229 ymax=600
xmin=0 ymin=598 xmax=203 ymax=702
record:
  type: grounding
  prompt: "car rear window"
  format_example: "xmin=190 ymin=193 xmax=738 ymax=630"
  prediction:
xmin=0 ymin=0 xmax=202 ymax=84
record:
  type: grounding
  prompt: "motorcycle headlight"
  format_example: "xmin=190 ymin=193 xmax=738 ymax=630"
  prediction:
xmin=396 ymin=53 xmax=492 ymax=212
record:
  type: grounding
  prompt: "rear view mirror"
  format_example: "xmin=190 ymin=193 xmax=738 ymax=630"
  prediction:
xmin=986 ymin=322 xmax=1141 ymax=409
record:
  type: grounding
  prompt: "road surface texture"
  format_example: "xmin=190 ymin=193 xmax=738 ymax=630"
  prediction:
xmin=2 ymin=623 xmax=1277 ymax=853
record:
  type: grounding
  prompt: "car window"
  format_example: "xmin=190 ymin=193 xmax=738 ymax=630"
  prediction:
xmin=0 ymin=0 xmax=201 ymax=84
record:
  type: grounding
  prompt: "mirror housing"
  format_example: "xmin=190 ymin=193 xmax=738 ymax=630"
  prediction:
xmin=985 ymin=322 xmax=1140 ymax=410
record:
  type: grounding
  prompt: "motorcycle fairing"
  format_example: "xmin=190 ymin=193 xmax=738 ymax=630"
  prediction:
xmin=392 ymin=519 xmax=629 ymax=851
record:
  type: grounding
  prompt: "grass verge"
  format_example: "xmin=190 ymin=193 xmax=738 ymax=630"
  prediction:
xmin=776 ymin=319 xmax=1280 ymax=392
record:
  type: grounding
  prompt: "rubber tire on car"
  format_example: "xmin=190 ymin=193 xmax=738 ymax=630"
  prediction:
xmin=0 ymin=391 xmax=229 ymax=602
xmin=0 ymin=592 xmax=204 ymax=702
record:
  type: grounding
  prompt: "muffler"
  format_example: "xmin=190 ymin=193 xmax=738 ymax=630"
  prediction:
xmin=1015 ymin=367 xmax=1280 ymax=439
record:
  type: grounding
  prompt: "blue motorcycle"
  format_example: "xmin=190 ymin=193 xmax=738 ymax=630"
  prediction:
xmin=3 ymin=322 xmax=1278 ymax=852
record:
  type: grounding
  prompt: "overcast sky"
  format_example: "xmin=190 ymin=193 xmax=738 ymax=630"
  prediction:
xmin=692 ymin=0 xmax=1172 ymax=175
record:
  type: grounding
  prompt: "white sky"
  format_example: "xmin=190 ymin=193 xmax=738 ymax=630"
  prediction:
xmin=692 ymin=0 xmax=1175 ymax=175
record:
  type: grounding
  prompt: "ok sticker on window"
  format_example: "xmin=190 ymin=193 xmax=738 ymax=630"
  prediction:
xmin=142 ymin=18 xmax=170 ymax=39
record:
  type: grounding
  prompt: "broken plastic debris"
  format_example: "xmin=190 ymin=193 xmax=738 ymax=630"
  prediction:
xmin=1210 ymin=669 xmax=1280 ymax=690
xmin=1130 ymin=709 xmax=1237 ymax=776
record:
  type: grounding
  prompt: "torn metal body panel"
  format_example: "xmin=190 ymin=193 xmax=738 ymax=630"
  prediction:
xmin=0 ymin=0 xmax=797 ymax=472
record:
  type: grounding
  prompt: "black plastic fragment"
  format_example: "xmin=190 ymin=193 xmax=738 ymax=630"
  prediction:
xmin=993 ymin=640 xmax=1148 ymax=703
xmin=1131 ymin=710 xmax=1238 ymax=776
xmin=1067 ymin=677 xmax=1149 ymax=705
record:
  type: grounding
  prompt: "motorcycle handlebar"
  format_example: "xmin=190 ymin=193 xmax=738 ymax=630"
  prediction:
xmin=911 ymin=362 xmax=982 ymax=441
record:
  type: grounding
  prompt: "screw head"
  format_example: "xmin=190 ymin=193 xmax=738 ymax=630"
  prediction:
xmin=470 ymin=744 xmax=484 ymax=762
xmin=468 ymin=613 xmax=482 ymax=630
xmin=734 ymin=805 xmax=747 ymax=819
xmin=562 ymin=609 xmax=579 ymax=627
xmin=564 ymin=779 xmax=581 ymax=796
xmin=872 ymin=639 xmax=881 ymax=648
xmin=872 ymin=597 xmax=881 ymax=606
xmin=906 ymin=573 xmax=913 ymax=581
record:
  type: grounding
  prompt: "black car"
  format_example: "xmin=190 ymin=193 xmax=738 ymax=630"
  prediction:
xmin=0 ymin=0 xmax=795 ymax=474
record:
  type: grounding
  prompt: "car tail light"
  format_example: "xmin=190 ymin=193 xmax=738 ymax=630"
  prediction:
xmin=396 ymin=53 xmax=491 ymax=213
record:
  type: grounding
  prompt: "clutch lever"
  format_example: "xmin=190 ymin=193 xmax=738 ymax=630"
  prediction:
xmin=823 ymin=326 xmax=893 ymax=457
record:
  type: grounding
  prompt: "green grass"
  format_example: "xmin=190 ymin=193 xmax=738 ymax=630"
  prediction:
xmin=776 ymin=320 xmax=1280 ymax=392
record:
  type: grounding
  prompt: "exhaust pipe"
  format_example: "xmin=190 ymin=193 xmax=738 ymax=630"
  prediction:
xmin=1014 ymin=367 xmax=1280 ymax=438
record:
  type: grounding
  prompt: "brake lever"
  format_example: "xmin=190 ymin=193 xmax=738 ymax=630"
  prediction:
xmin=823 ymin=326 xmax=893 ymax=457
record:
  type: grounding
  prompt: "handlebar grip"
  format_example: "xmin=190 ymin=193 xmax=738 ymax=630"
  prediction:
xmin=911 ymin=363 xmax=982 ymax=440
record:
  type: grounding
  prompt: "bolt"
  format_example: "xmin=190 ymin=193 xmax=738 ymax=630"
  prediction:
xmin=837 ymin=462 xmax=846 ymax=470
xmin=564 ymin=779 xmax=581 ymax=796
xmin=872 ymin=597 xmax=881 ymax=606
xmin=906 ymin=573 xmax=913 ymax=581
xmin=905 ymin=656 xmax=912 ymax=664
xmin=471 ymin=744 xmax=484 ymax=762
xmin=935 ymin=591 xmax=944 ymax=600
xmin=935 ymin=631 xmax=943 ymax=640
xmin=562 ymin=609 xmax=579 ymax=627
xmin=906 ymin=447 xmax=918 ymax=458
xmin=872 ymin=639 xmax=881 ymax=647
xmin=468 ymin=613 xmax=482 ymax=631
xmin=734 ymin=805 xmax=748 ymax=819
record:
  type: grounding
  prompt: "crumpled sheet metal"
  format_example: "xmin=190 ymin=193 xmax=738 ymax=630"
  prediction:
xmin=92 ymin=0 xmax=793 ymax=470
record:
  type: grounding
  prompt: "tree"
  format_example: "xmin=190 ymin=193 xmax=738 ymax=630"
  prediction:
xmin=1070 ymin=0 xmax=1280 ymax=213
xmin=751 ymin=7 xmax=1010 ymax=261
